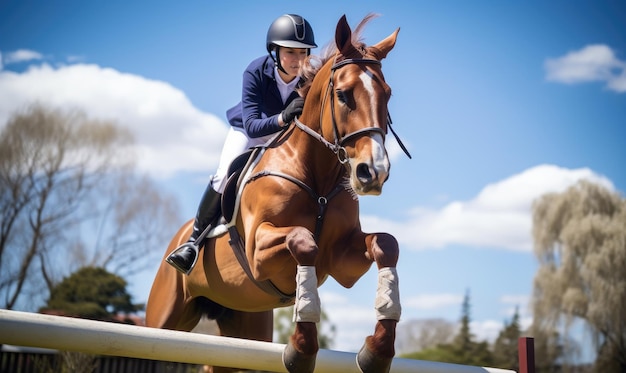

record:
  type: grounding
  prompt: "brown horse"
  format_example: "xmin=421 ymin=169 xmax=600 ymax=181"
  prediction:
xmin=146 ymin=14 xmax=402 ymax=373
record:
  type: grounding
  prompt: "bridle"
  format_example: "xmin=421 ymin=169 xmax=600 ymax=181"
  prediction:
xmin=232 ymin=58 xmax=411 ymax=302
xmin=293 ymin=57 xmax=411 ymax=163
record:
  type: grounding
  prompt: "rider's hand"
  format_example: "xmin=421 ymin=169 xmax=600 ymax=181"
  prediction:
xmin=280 ymin=97 xmax=304 ymax=126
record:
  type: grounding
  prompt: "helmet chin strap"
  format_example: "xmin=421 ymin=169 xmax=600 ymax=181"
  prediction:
xmin=273 ymin=47 xmax=288 ymax=75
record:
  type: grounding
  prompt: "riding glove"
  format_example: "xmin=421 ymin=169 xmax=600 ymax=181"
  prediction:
xmin=281 ymin=97 xmax=304 ymax=125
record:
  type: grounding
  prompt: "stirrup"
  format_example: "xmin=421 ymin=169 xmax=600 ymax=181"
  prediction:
xmin=165 ymin=242 xmax=199 ymax=276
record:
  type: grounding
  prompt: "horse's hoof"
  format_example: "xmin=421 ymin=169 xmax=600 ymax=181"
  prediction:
xmin=356 ymin=344 xmax=392 ymax=373
xmin=282 ymin=341 xmax=316 ymax=373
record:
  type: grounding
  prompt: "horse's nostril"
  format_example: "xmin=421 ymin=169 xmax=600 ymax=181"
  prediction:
xmin=356 ymin=163 xmax=373 ymax=183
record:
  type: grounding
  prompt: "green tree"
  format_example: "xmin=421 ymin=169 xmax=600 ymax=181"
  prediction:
xmin=492 ymin=307 xmax=522 ymax=371
xmin=452 ymin=289 xmax=475 ymax=355
xmin=40 ymin=266 xmax=140 ymax=321
xmin=447 ymin=290 xmax=493 ymax=366
xmin=532 ymin=180 xmax=626 ymax=372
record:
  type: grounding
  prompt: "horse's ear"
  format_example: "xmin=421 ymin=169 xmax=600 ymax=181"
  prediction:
xmin=370 ymin=28 xmax=400 ymax=60
xmin=335 ymin=15 xmax=357 ymax=56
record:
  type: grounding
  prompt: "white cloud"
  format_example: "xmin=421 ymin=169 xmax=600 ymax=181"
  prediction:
xmin=607 ymin=68 xmax=626 ymax=92
xmin=0 ymin=60 xmax=229 ymax=178
xmin=471 ymin=319 xmax=503 ymax=343
xmin=545 ymin=44 xmax=626 ymax=93
xmin=362 ymin=164 xmax=615 ymax=252
xmin=2 ymin=49 xmax=44 ymax=65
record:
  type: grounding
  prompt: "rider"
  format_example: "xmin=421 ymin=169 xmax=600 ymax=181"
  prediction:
xmin=166 ymin=14 xmax=317 ymax=275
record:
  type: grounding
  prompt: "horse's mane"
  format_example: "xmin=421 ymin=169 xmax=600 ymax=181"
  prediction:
xmin=297 ymin=13 xmax=379 ymax=97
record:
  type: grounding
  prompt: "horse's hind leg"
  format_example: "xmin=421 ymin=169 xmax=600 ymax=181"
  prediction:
xmin=357 ymin=232 xmax=401 ymax=373
xmin=145 ymin=261 xmax=201 ymax=331
xmin=146 ymin=221 xmax=203 ymax=331
xmin=206 ymin=309 xmax=273 ymax=373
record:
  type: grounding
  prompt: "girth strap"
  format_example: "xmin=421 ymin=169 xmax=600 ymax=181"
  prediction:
xmin=224 ymin=166 xmax=344 ymax=304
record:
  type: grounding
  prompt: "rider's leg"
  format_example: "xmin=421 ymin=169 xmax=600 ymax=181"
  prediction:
xmin=166 ymin=181 xmax=222 ymax=275
xmin=165 ymin=128 xmax=245 ymax=275
xmin=165 ymin=126 xmax=274 ymax=275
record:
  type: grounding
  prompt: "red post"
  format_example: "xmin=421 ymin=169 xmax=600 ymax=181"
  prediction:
xmin=518 ymin=337 xmax=535 ymax=373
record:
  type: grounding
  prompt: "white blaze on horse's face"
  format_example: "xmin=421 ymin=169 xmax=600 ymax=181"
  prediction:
xmin=351 ymin=130 xmax=389 ymax=195
xmin=346 ymin=70 xmax=390 ymax=196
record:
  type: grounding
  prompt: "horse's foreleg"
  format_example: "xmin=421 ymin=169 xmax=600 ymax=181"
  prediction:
xmin=283 ymin=227 xmax=320 ymax=373
xmin=358 ymin=233 xmax=400 ymax=373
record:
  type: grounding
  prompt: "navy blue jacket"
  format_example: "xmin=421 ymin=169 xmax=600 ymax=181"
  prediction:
xmin=226 ymin=55 xmax=300 ymax=138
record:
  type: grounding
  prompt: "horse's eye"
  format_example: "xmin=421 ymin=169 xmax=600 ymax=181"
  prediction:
xmin=336 ymin=90 xmax=347 ymax=104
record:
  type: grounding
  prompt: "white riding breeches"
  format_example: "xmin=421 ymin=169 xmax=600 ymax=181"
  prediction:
xmin=212 ymin=126 xmax=276 ymax=194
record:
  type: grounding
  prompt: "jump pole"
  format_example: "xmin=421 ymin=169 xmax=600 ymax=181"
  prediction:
xmin=0 ymin=310 xmax=517 ymax=373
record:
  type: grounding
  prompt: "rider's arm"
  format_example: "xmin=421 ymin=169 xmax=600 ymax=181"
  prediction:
xmin=240 ymin=58 xmax=284 ymax=138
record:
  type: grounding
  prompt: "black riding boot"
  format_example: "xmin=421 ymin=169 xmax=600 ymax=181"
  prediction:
xmin=166 ymin=183 xmax=222 ymax=275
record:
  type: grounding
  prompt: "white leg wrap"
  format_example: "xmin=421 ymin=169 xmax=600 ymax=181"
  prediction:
xmin=375 ymin=267 xmax=401 ymax=321
xmin=293 ymin=265 xmax=321 ymax=323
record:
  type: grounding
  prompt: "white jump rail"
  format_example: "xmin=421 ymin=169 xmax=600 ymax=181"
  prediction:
xmin=0 ymin=310 xmax=524 ymax=373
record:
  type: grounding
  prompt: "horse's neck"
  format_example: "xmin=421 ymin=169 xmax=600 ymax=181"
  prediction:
xmin=288 ymin=116 xmax=346 ymax=193
xmin=283 ymin=61 xmax=347 ymax=192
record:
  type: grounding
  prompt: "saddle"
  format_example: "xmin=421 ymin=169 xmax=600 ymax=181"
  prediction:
xmin=210 ymin=134 xmax=296 ymax=303
xmin=221 ymin=148 xmax=258 ymax=224
xmin=219 ymin=128 xmax=286 ymax=227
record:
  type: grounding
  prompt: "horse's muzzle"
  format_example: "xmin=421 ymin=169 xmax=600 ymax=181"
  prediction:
xmin=350 ymin=158 xmax=389 ymax=195
xmin=348 ymin=133 xmax=390 ymax=195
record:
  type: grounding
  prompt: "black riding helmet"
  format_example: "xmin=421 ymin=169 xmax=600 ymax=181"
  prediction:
xmin=266 ymin=14 xmax=317 ymax=73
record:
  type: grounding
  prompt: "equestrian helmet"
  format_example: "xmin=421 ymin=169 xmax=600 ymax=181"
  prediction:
xmin=266 ymin=14 xmax=317 ymax=53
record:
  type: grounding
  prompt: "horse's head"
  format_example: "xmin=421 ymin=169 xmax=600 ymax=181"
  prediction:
xmin=300 ymin=15 xmax=399 ymax=196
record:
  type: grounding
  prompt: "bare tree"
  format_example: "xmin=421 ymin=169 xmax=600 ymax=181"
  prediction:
xmin=396 ymin=318 xmax=456 ymax=355
xmin=0 ymin=104 xmax=181 ymax=310
xmin=86 ymin=171 xmax=180 ymax=277
xmin=531 ymin=180 xmax=626 ymax=372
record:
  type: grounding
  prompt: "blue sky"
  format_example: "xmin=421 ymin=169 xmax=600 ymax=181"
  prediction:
xmin=1 ymin=0 xmax=625 ymax=357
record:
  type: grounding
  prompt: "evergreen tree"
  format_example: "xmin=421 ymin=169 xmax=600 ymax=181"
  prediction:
xmin=451 ymin=289 xmax=474 ymax=354
xmin=404 ymin=290 xmax=493 ymax=367
xmin=451 ymin=290 xmax=493 ymax=366
xmin=40 ymin=266 xmax=139 ymax=321
xmin=493 ymin=307 xmax=522 ymax=371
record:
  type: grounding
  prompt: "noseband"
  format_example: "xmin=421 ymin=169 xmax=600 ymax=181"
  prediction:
xmin=294 ymin=57 xmax=411 ymax=162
